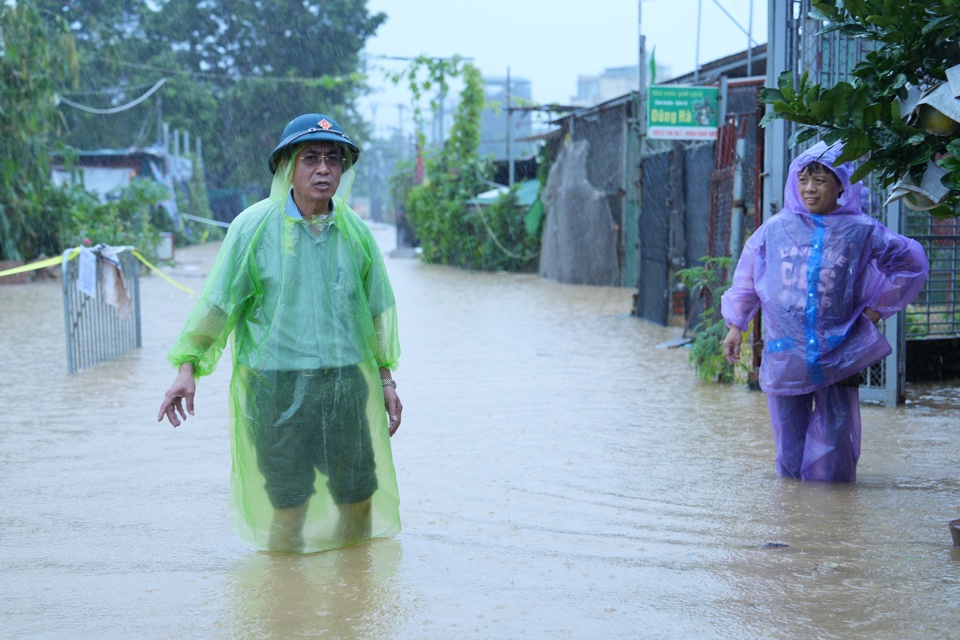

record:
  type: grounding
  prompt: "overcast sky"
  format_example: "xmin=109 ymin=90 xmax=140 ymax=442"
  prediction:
xmin=360 ymin=0 xmax=767 ymax=136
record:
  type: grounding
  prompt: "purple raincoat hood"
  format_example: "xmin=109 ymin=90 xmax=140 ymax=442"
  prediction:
xmin=783 ymin=141 xmax=864 ymax=217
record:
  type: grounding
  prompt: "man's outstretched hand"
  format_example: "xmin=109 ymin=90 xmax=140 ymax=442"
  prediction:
xmin=158 ymin=363 xmax=196 ymax=427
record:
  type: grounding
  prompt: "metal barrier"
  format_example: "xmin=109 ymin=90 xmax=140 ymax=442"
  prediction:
xmin=62 ymin=248 xmax=142 ymax=373
xmin=905 ymin=213 xmax=960 ymax=339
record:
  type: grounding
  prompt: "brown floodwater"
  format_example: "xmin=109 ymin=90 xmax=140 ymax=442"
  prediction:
xmin=1 ymin=224 xmax=959 ymax=639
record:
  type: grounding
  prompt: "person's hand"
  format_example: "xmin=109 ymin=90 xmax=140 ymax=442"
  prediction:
xmin=864 ymin=307 xmax=881 ymax=325
xmin=382 ymin=385 xmax=402 ymax=436
xmin=157 ymin=363 xmax=196 ymax=427
xmin=722 ymin=326 xmax=743 ymax=364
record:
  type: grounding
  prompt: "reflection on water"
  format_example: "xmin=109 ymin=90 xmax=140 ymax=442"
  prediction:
xmin=225 ymin=540 xmax=402 ymax=639
xmin=1 ymin=230 xmax=959 ymax=639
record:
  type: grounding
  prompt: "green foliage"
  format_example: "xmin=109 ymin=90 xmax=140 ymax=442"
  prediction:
xmin=759 ymin=0 xmax=960 ymax=217
xmin=388 ymin=159 xmax=417 ymax=216
xmin=395 ymin=61 xmax=541 ymax=271
xmin=676 ymin=257 xmax=744 ymax=383
xmin=62 ymin=180 xmax=167 ymax=257
xmin=2 ymin=0 xmax=385 ymax=260
xmin=173 ymin=155 xmax=222 ymax=246
xmin=472 ymin=187 xmax=540 ymax=272
xmin=400 ymin=62 xmax=488 ymax=265
xmin=0 ymin=1 xmax=77 ymax=260
xmin=906 ymin=311 xmax=928 ymax=336
xmin=389 ymin=55 xmax=466 ymax=148
xmin=48 ymin=0 xmax=385 ymax=190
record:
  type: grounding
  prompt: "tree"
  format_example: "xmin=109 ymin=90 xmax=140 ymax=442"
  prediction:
xmin=392 ymin=57 xmax=540 ymax=271
xmin=0 ymin=1 xmax=78 ymax=260
xmin=52 ymin=0 xmax=386 ymax=190
xmin=759 ymin=0 xmax=960 ymax=217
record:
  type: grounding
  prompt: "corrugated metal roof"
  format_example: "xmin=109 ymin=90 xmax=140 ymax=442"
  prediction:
xmin=466 ymin=179 xmax=540 ymax=207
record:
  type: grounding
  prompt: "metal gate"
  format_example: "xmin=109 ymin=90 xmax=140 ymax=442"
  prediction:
xmin=62 ymin=248 xmax=142 ymax=374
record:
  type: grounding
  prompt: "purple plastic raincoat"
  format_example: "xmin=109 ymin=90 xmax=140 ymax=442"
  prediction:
xmin=721 ymin=142 xmax=928 ymax=396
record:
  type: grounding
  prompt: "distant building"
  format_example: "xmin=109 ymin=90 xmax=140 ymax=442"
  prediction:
xmin=479 ymin=75 xmax=536 ymax=161
xmin=570 ymin=64 xmax=671 ymax=108
xmin=50 ymin=147 xmax=192 ymax=223
xmin=663 ymin=44 xmax=766 ymax=86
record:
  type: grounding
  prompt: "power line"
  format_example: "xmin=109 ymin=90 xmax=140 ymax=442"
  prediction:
xmin=58 ymin=79 xmax=164 ymax=97
xmin=116 ymin=60 xmax=355 ymax=85
xmin=711 ymin=0 xmax=760 ymax=46
xmin=56 ymin=78 xmax=167 ymax=114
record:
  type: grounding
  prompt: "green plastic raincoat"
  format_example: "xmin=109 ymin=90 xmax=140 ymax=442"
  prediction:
xmin=167 ymin=157 xmax=401 ymax=553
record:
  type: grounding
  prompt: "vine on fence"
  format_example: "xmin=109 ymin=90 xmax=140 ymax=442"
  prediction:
xmin=392 ymin=58 xmax=541 ymax=271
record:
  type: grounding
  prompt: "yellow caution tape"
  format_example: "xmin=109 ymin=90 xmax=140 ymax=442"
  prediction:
xmin=0 ymin=254 xmax=64 ymax=277
xmin=131 ymin=249 xmax=197 ymax=296
xmin=0 ymin=247 xmax=196 ymax=297
xmin=0 ymin=249 xmax=81 ymax=278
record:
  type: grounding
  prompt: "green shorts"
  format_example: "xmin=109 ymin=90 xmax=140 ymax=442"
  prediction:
xmin=246 ymin=366 xmax=378 ymax=508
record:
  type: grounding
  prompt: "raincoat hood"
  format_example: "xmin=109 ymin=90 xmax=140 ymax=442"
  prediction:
xmin=783 ymin=141 xmax=863 ymax=217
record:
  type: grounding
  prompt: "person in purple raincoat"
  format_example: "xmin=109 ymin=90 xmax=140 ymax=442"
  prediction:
xmin=720 ymin=141 xmax=928 ymax=482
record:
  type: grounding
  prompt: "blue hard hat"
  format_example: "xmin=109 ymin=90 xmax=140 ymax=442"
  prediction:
xmin=268 ymin=113 xmax=360 ymax=174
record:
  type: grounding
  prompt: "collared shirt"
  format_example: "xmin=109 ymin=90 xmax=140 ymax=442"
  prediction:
xmin=284 ymin=190 xmax=331 ymax=225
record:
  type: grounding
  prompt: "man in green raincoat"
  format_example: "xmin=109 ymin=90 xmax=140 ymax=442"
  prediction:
xmin=157 ymin=114 xmax=403 ymax=554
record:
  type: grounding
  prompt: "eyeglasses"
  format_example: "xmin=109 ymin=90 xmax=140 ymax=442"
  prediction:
xmin=297 ymin=152 xmax=345 ymax=169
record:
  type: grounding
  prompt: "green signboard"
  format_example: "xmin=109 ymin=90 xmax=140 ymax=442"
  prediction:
xmin=647 ymin=85 xmax=719 ymax=140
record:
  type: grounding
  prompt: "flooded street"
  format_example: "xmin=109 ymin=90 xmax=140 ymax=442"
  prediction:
xmin=2 ymin=225 xmax=959 ymax=639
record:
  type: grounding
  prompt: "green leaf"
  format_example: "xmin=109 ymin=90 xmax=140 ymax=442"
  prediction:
xmin=810 ymin=0 xmax=838 ymax=14
xmin=868 ymin=126 xmax=901 ymax=148
xmin=788 ymin=126 xmax=820 ymax=147
xmin=937 ymin=155 xmax=960 ymax=172
xmin=850 ymin=158 xmax=879 ymax=184
xmin=928 ymin=203 xmax=956 ymax=219
xmin=908 ymin=146 xmax=933 ymax=166
xmin=844 ymin=0 xmax=868 ymax=18
xmin=863 ymin=103 xmax=883 ymax=127
xmin=837 ymin=23 xmax=872 ymax=37
xmin=778 ymin=71 xmax=796 ymax=101
xmin=850 ymin=89 xmax=870 ymax=128
xmin=921 ymin=15 xmax=952 ymax=35
xmin=823 ymin=129 xmax=845 ymax=145
xmin=759 ymin=111 xmax=784 ymax=127
xmin=818 ymin=23 xmax=845 ymax=36
xmin=758 ymin=88 xmax=785 ymax=104
xmin=808 ymin=6 xmax=838 ymax=22
xmin=809 ymin=100 xmax=834 ymax=119
xmin=835 ymin=134 xmax=872 ymax=163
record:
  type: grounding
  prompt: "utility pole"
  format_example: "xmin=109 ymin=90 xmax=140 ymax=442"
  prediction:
xmin=156 ymin=92 xmax=163 ymax=147
xmin=638 ymin=1 xmax=646 ymax=138
xmin=695 ymin=0 xmax=702 ymax=83
xmin=507 ymin=67 xmax=514 ymax=187
xmin=396 ymin=103 xmax=406 ymax=160
xmin=636 ymin=0 xmax=647 ymax=293
xmin=438 ymin=89 xmax=445 ymax=146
